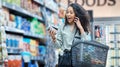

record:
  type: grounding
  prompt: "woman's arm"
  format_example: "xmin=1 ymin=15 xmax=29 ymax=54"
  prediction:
xmin=74 ymin=17 xmax=91 ymax=41
xmin=48 ymin=24 xmax=64 ymax=49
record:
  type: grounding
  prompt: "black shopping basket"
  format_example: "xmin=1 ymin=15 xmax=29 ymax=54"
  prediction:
xmin=71 ymin=41 xmax=109 ymax=67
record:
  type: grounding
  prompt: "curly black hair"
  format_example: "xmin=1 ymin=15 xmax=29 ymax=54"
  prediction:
xmin=64 ymin=3 xmax=91 ymax=34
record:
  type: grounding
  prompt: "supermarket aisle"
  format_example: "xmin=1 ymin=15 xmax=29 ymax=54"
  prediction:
xmin=0 ymin=0 xmax=120 ymax=67
xmin=0 ymin=0 xmax=64 ymax=67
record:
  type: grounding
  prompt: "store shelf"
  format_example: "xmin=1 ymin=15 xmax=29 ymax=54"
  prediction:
xmin=7 ymin=47 xmax=22 ymax=50
xmin=31 ymin=56 xmax=45 ymax=64
xmin=110 ymin=41 xmax=120 ymax=43
xmin=8 ymin=52 xmax=21 ymax=55
xmin=110 ymin=32 xmax=120 ymax=34
xmin=110 ymin=65 xmax=120 ymax=67
xmin=2 ymin=2 xmax=44 ymax=22
xmin=7 ymin=47 xmax=22 ymax=55
xmin=5 ymin=27 xmax=45 ymax=39
xmin=45 ymin=5 xmax=58 ymax=13
xmin=23 ymin=32 xmax=45 ymax=39
xmin=5 ymin=27 xmax=24 ymax=35
xmin=111 ymin=57 xmax=120 ymax=59
xmin=34 ymin=0 xmax=44 ymax=6
xmin=110 ymin=48 xmax=120 ymax=50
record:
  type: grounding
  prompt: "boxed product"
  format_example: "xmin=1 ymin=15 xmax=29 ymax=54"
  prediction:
xmin=11 ymin=0 xmax=21 ymax=7
xmin=30 ymin=18 xmax=38 ymax=34
xmin=27 ymin=0 xmax=32 ymax=12
xmin=38 ymin=46 xmax=46 ymax=56
xmin=23 ymin=38 xmax=30 ymax=51
xmin=21 ymin=18 xmax=31 ymax=32
xmin=21 ymin=51 xmax=31 ymax=63
xmin=8 ymin=55 xmax=14 ymax=67
xmin=15 ymin=16 xmax=22 ymax=29
xmin=32 ymin=1 xmax=39 ymax=14
xmin=0 ymin=8 xmax=9 ymax=26
xmin=15 ymin=55 xmax=22 ymax=67
xmin=9 ymin=14 xmax=16 ymax=28
xmin=30 ymin=39 xmax=38 ymax=56
xmin=8 ymin=55 xmax=22 ymax=67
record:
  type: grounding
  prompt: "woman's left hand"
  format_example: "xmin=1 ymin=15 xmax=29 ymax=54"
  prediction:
xmin=74 ymin=17 xmax=85 ymax=35
xmin=74 ymin=17 xmax=83 ymax=29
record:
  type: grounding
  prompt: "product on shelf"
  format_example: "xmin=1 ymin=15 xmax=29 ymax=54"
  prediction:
xmin=31 ymin=18 xmax=46 ymax=35
xmin=0 ymin=8 xmax=9 ymax=26
xmin=21 ymin=18 xmax=31 ymax=32
xmin=23 ymin=37 xmax=46 ymax=58
xmin=15 ymin=16 xmax=22 ymax=29
xmin=23 ymin=38 xmax=30 ymax=51
xmin=45 ymin=0 xmax=58 ymax=13
xmin=30 ymin=39 xmax=38 ymax=56
xmin=3 ymin=0 xmax=43 ymax=19
xmin=21 ymin=51 xmax=31 ymax=63
xmin=3 ymin=0 xmax=21 ymax=7
xmin=6 ymin=34 xmax=23 ymax=54
xmin=38 ymin=46 xmax=46 ymax=56
xmin=58 ymin=7 xmax=65 ymax=18
xmin=9 ymin=14 xmax=16 ymax=28
xmin=8 ymin=55 xmax=22 ymax=67
xmin=28 ymin=60 xmax=37 ymax=67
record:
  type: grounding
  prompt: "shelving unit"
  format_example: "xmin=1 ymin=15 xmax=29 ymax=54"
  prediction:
xmin=93 ymin=17 xmax=120 ymax=67
xmin=2 ymin=2 xmax=44 ymax=22
xmin=5 ymin=26 xmax=45 ymax=40
xmin=110 ymin=32 xmax=120 ymax=34
xmin=34 ymin=0 xmax=44 ymax=6
xmin=0 ymin=0 xmax=49 ymax=67
xmin=0 ymin=0 xmax=61 ymax=67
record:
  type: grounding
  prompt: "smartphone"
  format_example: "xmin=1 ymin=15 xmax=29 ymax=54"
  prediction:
xmin=47 ymin=26 xmax=58 ymax=31
xmin=52 ymin=26 xmax=58 ymax=30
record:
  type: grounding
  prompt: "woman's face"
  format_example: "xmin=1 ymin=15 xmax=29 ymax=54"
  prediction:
xmin=66 ymin=6 xmax=75 ymax=24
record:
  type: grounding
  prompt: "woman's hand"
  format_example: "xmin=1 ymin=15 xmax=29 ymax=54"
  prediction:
xmin=74 ymin=17 xmax=85 ymax=34
xmin=48 ymin=27 xmax=57 ymax=42
xmin=74 ymin=17 xmax=83 ymax=29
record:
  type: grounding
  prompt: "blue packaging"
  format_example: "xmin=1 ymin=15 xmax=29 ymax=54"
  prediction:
xmin=15 ymin=16 xmax=22 ymax=29
xmin=6 ymin=39 xmax=9 ymax=47
xmin=39 ymin=46 xmax=46 ymax=56
xmin=10 ymin=39 xmax=13 ymax=47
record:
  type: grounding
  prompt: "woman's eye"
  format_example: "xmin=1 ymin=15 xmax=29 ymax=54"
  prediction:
xmin=70 ymin=12 xmax=73 ymax=14
xmin=66 ymin=11 xmax=69 ymax=14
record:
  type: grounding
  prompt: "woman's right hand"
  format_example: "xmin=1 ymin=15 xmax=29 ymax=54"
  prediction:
xmin=48 ymin=27 xmax=57 ymax=42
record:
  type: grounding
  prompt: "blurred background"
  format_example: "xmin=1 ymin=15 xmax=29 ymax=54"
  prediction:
xmin=0 ymin=0 xmax=120 ymax=67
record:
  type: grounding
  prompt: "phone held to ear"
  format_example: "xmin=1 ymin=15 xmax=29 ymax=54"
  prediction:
xmin=74 ymin=17 xmax=79 ymax=23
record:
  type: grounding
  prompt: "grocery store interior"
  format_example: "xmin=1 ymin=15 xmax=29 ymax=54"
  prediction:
xmin=0 ymin=0 xmax=120 ymax=67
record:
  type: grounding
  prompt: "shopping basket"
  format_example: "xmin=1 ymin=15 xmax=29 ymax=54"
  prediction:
xmin=71 ymin=41 xmax=109 ymax=67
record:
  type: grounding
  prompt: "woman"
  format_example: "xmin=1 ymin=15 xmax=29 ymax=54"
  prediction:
xmin=49 ymin=3 xmax=91 ymax=54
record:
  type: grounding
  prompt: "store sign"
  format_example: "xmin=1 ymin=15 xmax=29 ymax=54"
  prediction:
xmin=79 ymin=0 xmax=116 ymax=7
xmin=77 ymin=0 xmax=120 ymax=17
